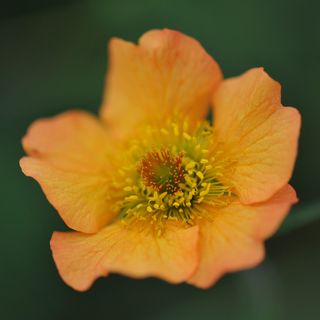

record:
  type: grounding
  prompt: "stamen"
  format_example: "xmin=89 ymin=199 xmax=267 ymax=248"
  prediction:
xmin=114 ymin=120 xmax=234 ymax=232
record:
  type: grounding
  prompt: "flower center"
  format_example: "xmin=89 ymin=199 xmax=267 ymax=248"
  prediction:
xmin=114 ymin=120 xmax=234 ymax=229
xmin=138 ymin=149 xmax=184 ymax=194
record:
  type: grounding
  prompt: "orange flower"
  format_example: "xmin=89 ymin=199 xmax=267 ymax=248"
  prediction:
xmin=20 ymin=29 xmax=301 ymax=291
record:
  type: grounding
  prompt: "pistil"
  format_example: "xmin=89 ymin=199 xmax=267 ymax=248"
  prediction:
xmin=138 ymin=149 xmax=185 ymax=194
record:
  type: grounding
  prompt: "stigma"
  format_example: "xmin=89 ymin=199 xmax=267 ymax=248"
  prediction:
xmin=138 ymin=149 xmax=185 ymax=193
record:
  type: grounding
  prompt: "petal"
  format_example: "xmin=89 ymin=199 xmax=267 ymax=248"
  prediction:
xmin=212 ymin=68 xmax=301 ymax=204
xmin=50 ymin=223 xmax=199 ymax=291
xmin=100 ymin=29 xmax=222 ymax=138
xmin=20 ymin=110 xmax=116 ymax=233
xmin=188 ymin=185 xmax=297 ymax=288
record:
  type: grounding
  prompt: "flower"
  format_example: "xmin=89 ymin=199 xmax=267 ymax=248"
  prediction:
xmin=20 ymin=29 xmax=301 ymax=291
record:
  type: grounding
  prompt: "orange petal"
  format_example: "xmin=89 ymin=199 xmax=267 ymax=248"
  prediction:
xmin=100 ymin=29 xmax=222 ymax=138
xmin=20 ymin=110 xmax=116 ymax=233
xmin=188 ymin=185 xmax=297 ymax=288
xmin=212 ymin=68 xmax=301 ymax=204
xmin=51 ymin=223 xmax=199 ymax=291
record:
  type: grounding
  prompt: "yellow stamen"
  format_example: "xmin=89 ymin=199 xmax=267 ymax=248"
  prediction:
xmin=116 ymin=120 xmax=233 ymax=229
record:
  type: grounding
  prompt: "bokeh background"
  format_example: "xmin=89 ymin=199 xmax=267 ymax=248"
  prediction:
xmin=1 ymin=0 xmax=320 ymax=319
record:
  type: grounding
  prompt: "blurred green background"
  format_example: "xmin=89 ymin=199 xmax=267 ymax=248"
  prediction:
xmin=1 ymin=0 xmax=320 ymax=319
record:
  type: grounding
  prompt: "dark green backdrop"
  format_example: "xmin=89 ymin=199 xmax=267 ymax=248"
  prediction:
xmin=1 ymin=0 xmax=320 ymax=319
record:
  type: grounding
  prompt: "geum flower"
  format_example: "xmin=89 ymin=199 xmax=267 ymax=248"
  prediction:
xmin=20 ymin=29 xmax=301 ymax=291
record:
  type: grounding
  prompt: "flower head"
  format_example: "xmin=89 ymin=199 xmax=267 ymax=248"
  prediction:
xmin=20 ymin=29 xmax=301 ymax=291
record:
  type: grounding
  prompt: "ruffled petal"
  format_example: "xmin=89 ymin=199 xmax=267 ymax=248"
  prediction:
xmin=188 ymin=185 xmax=297 ymax=288
xmin=100 ymin=29 xmax=222 ymax=138
xmin=20 ymin=110 xmax=117 ymax=233
xmin=212 ymin=68 xmax=301 ymax=204
xmin=51 ymin=223 xmax=199 ymax=291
